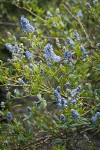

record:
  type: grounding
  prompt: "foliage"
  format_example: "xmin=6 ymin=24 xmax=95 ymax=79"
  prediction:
xmin=0 ymin=0 xmax=100 ymax=149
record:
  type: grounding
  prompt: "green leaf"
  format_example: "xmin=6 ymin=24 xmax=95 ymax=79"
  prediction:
xmin=52 ymin=138 xmax=62 ymax=145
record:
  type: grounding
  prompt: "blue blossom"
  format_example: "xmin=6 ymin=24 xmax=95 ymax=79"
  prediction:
xmin=76 ymin=85 xmax=81 ymax=92
xmin=40 ymin=68 xmax=44 ymax=76
xmin=7 ymin=112 xmax=12 ymax=122
xmin=20 ymin=17 xmax=35 ymax=32
xmin=6 ymin=43 xmax=19 ymax=55
xmin=60 ymin=114 xmax=66 ymax=122
xmin=18 ymin=78 xmax=25 ymax=85
xmin=47 ymin=11 xmax=52 ymax=17
xmin=74 ymin=30 xmax=80 ymax=41
xmin=54 ymin=87 xmax=68 ymax=107
xmin=20 ymin=17 xmax=29 ymax=25
xmin=26 ymin=106 xmax=32 ymax=113
xmin=96 ymin=112 xmax=100 ymax=119
xmin=91 ymin=112 xmax=100 ymax=122
xmin=70 ymin=89 xmax=77 ymax=97
xmin=66 ymin=37 xmax=74 ymax=47
xmin=66 ymin=82 xmax=71 ymax=88
xmin=76 ymin=10 xmax=83 ymax=18
xmin=56 ymin=86 xmax=61 ymax=93
xmin=6 ymin=43 xmax=13 ymax=52
xmin=80 ymin=46 xmax=85 ymax=52
xmin=80 ymin=46 xmax=87 ymax=57
xmin=60 ymin=97 xmax=68 ymax=107
xmin=44 ymin=43 xmax=61 ymax=64
xmin=25 ymin=51 xmax=33 ymax=60
xmin=54 ymin=89 xmax=62 ymax=103
xmin=71 ymin=109 xmax=80 ymax=118
xmin=52 ymin=54 xmax=61 ymax=62
xmin=91 ymin=116 xmax=97 ymax=122
xmin=64 ymin=50 xmax=73 ymax=62
xmin=47 ymin=61 xmax=52 ymax=67
xmin=70 ymin=85 xmax=81 ymax=97
xmin=71 ymin=99 xmax=77 ymax=105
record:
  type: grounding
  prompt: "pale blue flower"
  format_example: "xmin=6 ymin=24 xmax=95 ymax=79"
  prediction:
xmin=7 ymin=112 xmax=12 ymax=122
xmin=91 ymin=112 xmax=100 ymax=122
xmin=76 ymin=10 xmax=83 ymax=18
xmin=64 ymin=50 xmax=73 ymax=62
xmin=20 ymin=17 xmax=35 ymax=32
xmin=71 ymin=99 xmax=77 ymax=105
xmin=18 ymin=78 xmax=25 ymax=85
xmin=47 ymin=11 xmax=52 ymax=17
xmin=66 ymin=37 xmax=74 ymax=47
xmin=25 ymin=51 xmax=33 ymax=60
xmin=71 ymin=109 xmax=80 ymax=118
xmin=6 ymin=43 xmax=13 ymax=52
xmin=44 ymin=43 xmax=61 ymax=64
xmin=80 ymin=46 xmax=88 ymax=57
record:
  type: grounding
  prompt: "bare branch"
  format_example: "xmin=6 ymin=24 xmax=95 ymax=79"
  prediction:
xmin=0 ymin=22 xmax=18 ymax=27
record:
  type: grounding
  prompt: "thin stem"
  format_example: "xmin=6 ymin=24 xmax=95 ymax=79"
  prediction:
xmin=62 ymin=3 xmax=93 ymax=46
xmin=0 ymin=21 xmax=18 ymax=27
xmin=14 ymin=4 xmax=46 ymax=23
xmin=0 ymin=1 xmax=46 ymax=23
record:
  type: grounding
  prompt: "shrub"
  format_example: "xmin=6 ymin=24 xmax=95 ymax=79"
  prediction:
xmin=0 ymin=0 xmax=100 ymax=149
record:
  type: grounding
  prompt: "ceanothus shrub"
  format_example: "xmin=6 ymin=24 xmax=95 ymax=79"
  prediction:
xmin=0 ymin=0 xmax=100 ymax=149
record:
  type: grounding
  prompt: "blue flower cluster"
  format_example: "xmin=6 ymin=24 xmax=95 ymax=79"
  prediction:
xmin=76 ymin=10 xmax=83 ymax=18
xmin=70 ymin=85 xmax=81 ymax=97
xmin=20 ymin=17 xmax=35 ymax=32
xmin=44 ymin=43 xmax=61 ymax=65
xmin=66 ymin=82 xmax=71 ymax=87
xmin=18 ymin=78 xmax=25 ymax=85
xmin=66 ymin=37 xmax=74 ymax=47
xmin=60 ymin=114 xmax=66 ymax=122
xmin=64 ymin=50 xmax=73 ymax=62
xmin=69 ymin=62 xmax=74 ymax=73
xmin=71 ymin=109 xmax=80 ymax=118
xmin=7 ymin=112 xmax=12 ymax=122
xmin=54 ymin=86 xmax=68 ymax=107
xmin=91 ymin=112 xmax=100 ymax=122
xmin=47 ymin=11 xmax=52 ymax=17
xmin=66 ymin=83 xmax=81 ymax=106
xmin=6 ymin=43 xmax=19 ymax=56
xmin=26 ymin=106 xmax=32 ymax=113
xmin=74 ymin=30 xmax=80 ymax=41
xmin=6 ymin=43 xmax=13 ymax=52
xmin=80 ymin=46 xmax=88 ymax=57
xmin=25 ymin=51 xmax=33 ymax=60
xmin=71 ymin=99 xmax=77 ymax=105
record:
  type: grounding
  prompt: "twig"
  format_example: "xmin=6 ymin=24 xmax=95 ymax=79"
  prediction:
xmin=0 ymin=1 xmax=46 ymax=23
xmin=0 ymin=22 xmax=18 ymax=27
xmin=21 ymin=135 xmax=53 ymax=150
xmin=62 ymin=3 xmax=93 ymax=47
xmin=13 ymin=4 xmax=46 ymax=23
